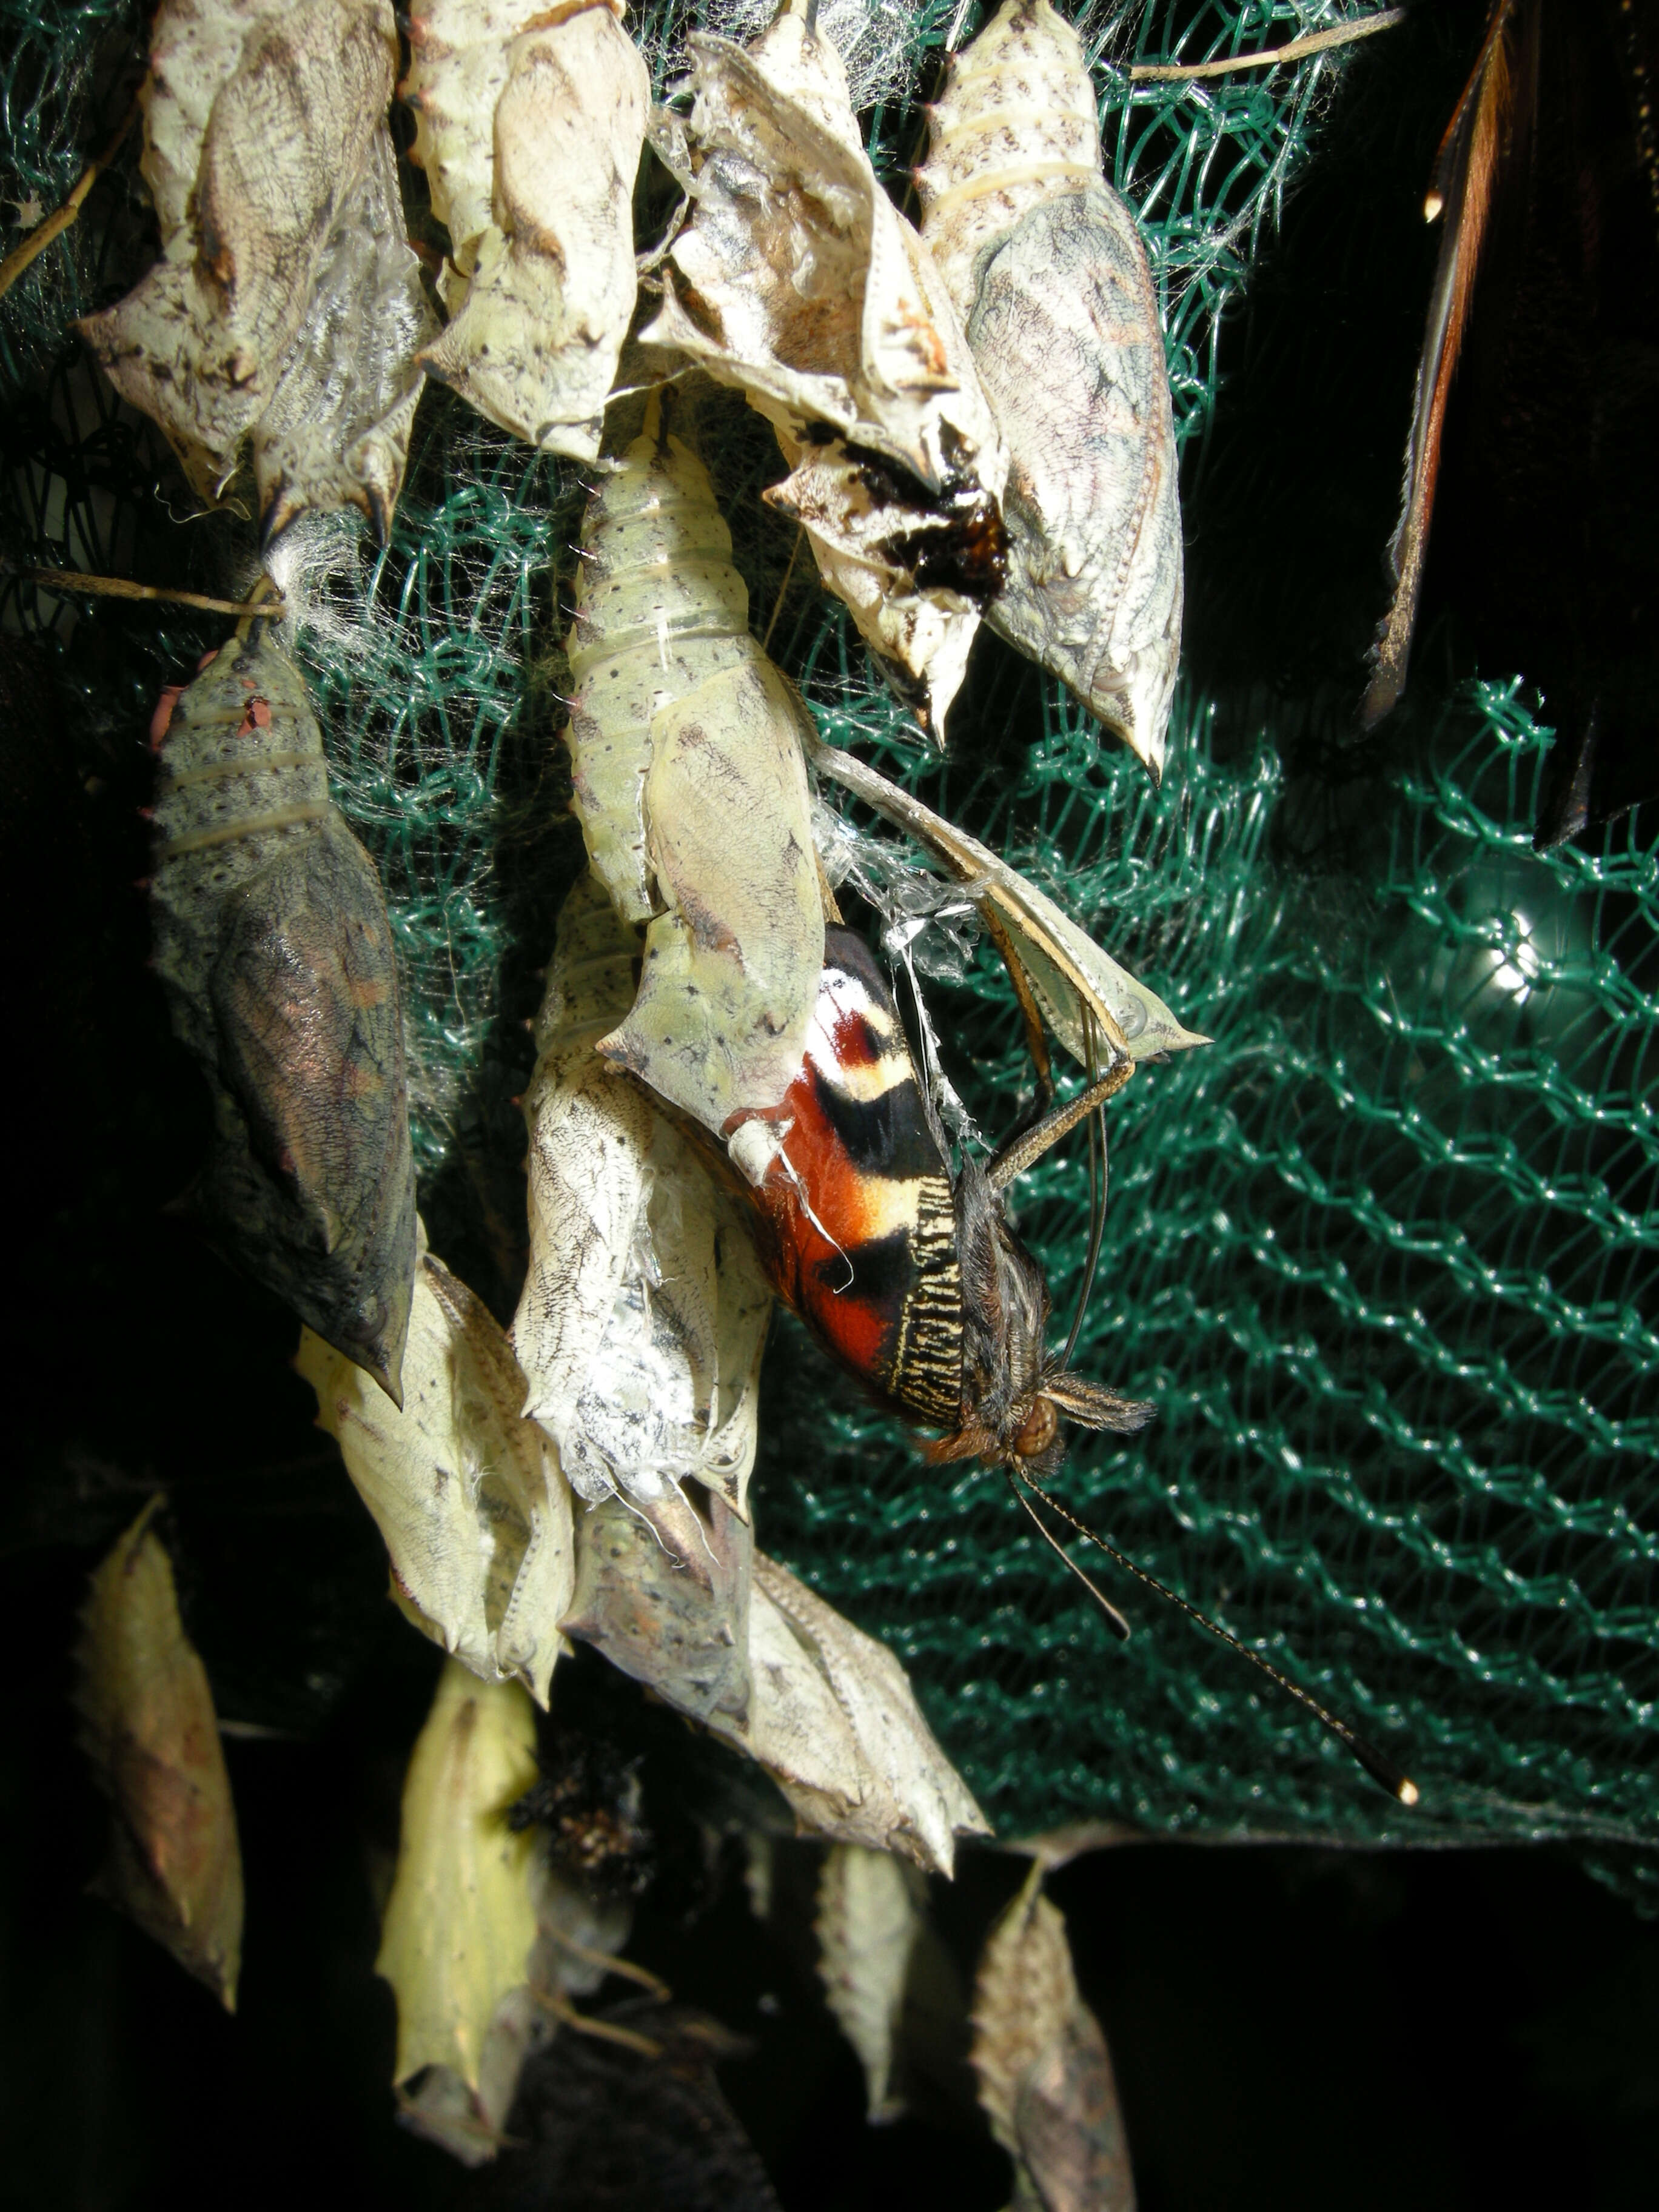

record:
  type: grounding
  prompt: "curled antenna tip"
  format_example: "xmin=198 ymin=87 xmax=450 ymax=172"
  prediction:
xmin=1397 ymin=1777 xmax=1421 ymax=1808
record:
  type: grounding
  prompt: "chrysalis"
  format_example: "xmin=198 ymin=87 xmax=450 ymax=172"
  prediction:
xmin=971 ymin=1863 xmax=1137 ymax=2211
xmin=81 ymin=0 xmax=432 ymax=535
xmin=512 ymin=871 xmax=772 ymax=1518
xmin=404 ymin=0 xmax=649 ymax=458
xmin=645 ymin=0 xmax=1010 ymax=736
xmin=561 ymin=1483 xmax=755 ymax=1731
xmin=723 ymin=1553 xmax=990 ymax=1877
xmin=149 ymin=628 xmax=418 ymax=1402
xmin=918 ymin=0 xmax=1183 ymax=778
xmin=298 ymin=1233 xmax=574 ymax=1708
xmin=563 ymin=403 xmax=824 ymax=1134
xmin=377 ymin=1661 xmax=541 ymax=2097
xmin=816 ymin=1843 xmax=927 ymax=2122
xmin=74 ymin=1499 xmax=244 ymax=2011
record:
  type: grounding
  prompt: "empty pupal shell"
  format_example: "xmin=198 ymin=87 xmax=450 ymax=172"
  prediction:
xmin=377 ymin=1661 xmax=541 ymax=2095
xmin=643 ymin=0 xmax=1010 ymax=736
xmin=299 ymin=1241 xmax=574 ymax=1706
xmin=149 ymin=631 xmax=418 ymax=1401
xmin=251 ymin=124 xmax=437 ymax=541
xmin=406 ymin=0 xmax=649 ymax=458
xmin=81 ymin=0 xmax=430 ymax=535
xmin=74 ymin=1500 xmax=244 ymax=2011
xmin=918 ymin=0 xmax=1182 ymax=779
xmin=513 ymin=872 xmax=772 ymax=1518
xmin=561 ymin=1484 xmax=755 ymax=1729
xmin=714 ymin=1553 xmax=991 ymax=1878
xmin=562 ymin=412 xmax=823 ymax=1133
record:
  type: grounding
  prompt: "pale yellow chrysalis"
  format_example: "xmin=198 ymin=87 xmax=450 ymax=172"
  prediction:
xmin=377 ymin=1660 xmax=540 ymax=2094
xmin=563 ymin=404 xmax=823 ymax=1134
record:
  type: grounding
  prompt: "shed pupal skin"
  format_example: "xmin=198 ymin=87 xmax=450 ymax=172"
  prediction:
xmin=403 ymin=0 xmax=648 ymax=459
xmin=917 ymin=0 xmax=1184 ymax=780
xmin=643 ymin=0 xmax=1010 ymax=739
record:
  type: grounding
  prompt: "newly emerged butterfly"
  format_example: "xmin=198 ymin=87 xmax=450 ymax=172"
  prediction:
xmin=720 ymin=795 xmax=1416 ymax=1803
xmin=728 ymin=925 xmax=1153 ymax=1478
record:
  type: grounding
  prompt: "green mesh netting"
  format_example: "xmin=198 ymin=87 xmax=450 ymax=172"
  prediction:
xmin=2 ymin=0 xmax=1654 ymax=1871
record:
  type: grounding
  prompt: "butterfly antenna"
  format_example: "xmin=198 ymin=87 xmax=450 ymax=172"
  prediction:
xmin=1010 ymin=1467 xmax=1419 ymax=1806
xmin=1006 ymin=1470 xmax=1131 ymax=1641
xmin=1062 ymin=1006 xmax=1107 ymax=1370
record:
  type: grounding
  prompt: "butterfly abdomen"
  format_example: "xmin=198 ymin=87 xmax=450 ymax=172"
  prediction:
xmin=737 ymin=928 xmax=964 ymax=1428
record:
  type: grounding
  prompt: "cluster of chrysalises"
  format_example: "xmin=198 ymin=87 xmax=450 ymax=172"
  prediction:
xmin=127 ymin=0 xmax=1197 ymax=1806
xmin=87 ymin=0 xmax=1179 ymax=743
xmin=98 ymin=2 xmax=1225 ymax=2155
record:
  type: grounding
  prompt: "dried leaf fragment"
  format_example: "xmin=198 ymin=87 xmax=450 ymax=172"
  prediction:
xmin=972 ymin=1863 xmax=1136 ymax=2212
xmin=299 ymin=1240 xmax=574 ymax=1706
xmin=919 ymin=0 xmax=1182 ymax=776
xmin=816 ymin=1842 xmax=925 ymax=2121
xmin=149 ymin=630 xmax=418 ymax=1401
xmin=406 ymin=0 xmax=649 ymax=457
xmin=74 ymin=1499 xmax=243 ymax=2011
xmin=645 ymin=0 xmax=1009 ymax=733
xmin=513 ymin=871 xmax=773 ymax=1517
xmin=378 ymin=1660 xmax=541 ymax=2093
xmin=81 ymin=0 xmax=430 ymax=533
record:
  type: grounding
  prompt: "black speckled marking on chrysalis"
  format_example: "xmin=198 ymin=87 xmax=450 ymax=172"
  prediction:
xmin=149 ymin=627 xmax=417 ymax=1402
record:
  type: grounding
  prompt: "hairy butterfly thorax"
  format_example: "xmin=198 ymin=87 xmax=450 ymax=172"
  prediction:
xmin=729 ymin=927 xmax=1153 ymax=1476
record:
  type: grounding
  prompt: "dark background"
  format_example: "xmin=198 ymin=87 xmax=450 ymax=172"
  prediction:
xmin=2 ymin=1 xmax=1656 ymax=2205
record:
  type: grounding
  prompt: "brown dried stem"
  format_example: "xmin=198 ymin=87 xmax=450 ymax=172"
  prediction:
xmin=0 ymin=93 xmax=141 ymax=303
xmin=1130 ymin=8 xmax=1406 ymax=81
xmin=25 ymin=567 xmax=287 ymax=622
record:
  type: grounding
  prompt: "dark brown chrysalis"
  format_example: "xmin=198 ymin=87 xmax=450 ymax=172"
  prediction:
xmin=149 ymin=626 xmax=417 ymax=1401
